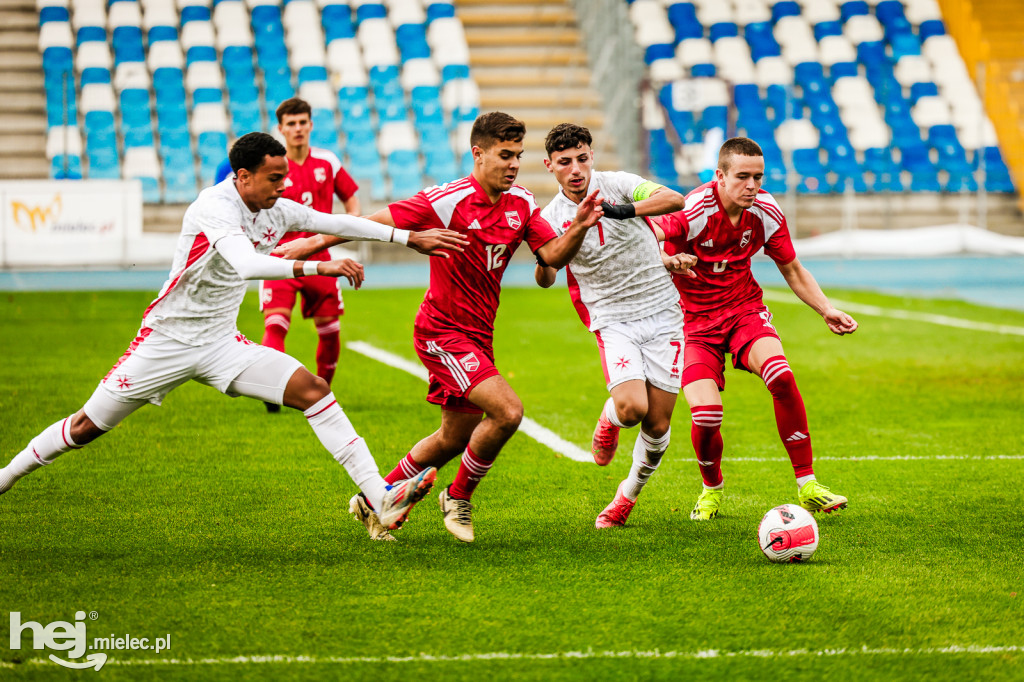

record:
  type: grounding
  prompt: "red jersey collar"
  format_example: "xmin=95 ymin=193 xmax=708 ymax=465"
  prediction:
xmin=468 ymin=173 xmax=506 ymax=206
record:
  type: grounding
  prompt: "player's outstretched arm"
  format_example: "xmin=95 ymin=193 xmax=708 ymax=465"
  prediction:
xmin=535 ymin=189 xmax=604 ymax=268
xmin=601 ymin=186 xmax=685 ymax=221
xmin=309 ymin=209 xmax=468 ymax=258
xmin=273 ymin=234 xmax=338 ymax=259
xmin=215 ymin=234 xmax=363 ymax=287
xmin=777 ymin=257 xmax=858 ymax=335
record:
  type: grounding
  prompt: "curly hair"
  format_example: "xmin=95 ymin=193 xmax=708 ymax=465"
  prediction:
xmin=229 ymin=132 xmax=287 ymax=173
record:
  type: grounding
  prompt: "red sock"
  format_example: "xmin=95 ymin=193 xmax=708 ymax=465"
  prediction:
xmin=262 ymin=313 xmax=289 ymax=352
xmin=384 ymin=453 xmax=425 ymax=486
xmin=447 ymin=446 xmax=494 ymax=501
xmin=761 ymin=355 xmax=814 ymax=479
xmin=690 ymin=405 xmax=724 ymax=487
xmin=315 ymin=319 xmax=340 ymax=385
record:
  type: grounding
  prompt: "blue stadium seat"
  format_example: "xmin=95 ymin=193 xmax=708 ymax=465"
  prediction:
xmin=80 ymin=67 xmax=111 ymax=85
xmin=839 ymin=1 xmax=869 ymax=22
xmin=890 ymin=32 xmax=921 ymax=60
xmin=298 ymin=66 xmax=329 ymax=84
xmin=875 ymin=0 xmax=906 ymax=26
xmin=745 ymin=22 xmax=781 ymax=61
xmin=919 ymin=20 xmax=946 ymax=41
xmin=830 ymin=61 xmax=859 ymax=81
xmin=772 ymin=1 xmax=801 ymax=23
xmin=691 ymin=63 xmax=716 ymax=78
xmin=39 ymin=6 xmax=70 ymax=24
xmin=148 ymin=26 xmax=177 ymax=44
xmin=709 ymin=22 xmax=738 ymax=42
xmin=910 ymin=82 xmax=938 ymax=104
xmin=322 ymin=5 xmax=355 ymax=40
xmin=828 ymin=144 xmax=867 ymax=191
xmin=813 ymin=20 xmax=843 ymax=41
xmin=863 ymin=147 xmax=903 ymax=191
xmin=193 ymin=88 xmax=223 ymax=104
xmin=426 ymin=3 xmax=457 ymax=22
xmin=667 ymin=2 xmax=702 ymax=41
xmin=112 ymin=27 xmax=145 ymax=65
xmin=355 ymin=3 xmax=387 ymax=23
xmin=338 ymin=85 xmax=370 ymax=112
xmin=76 ymin=26 xmax=106 ymax=45
xmin=793 ymin=148 xmax=831 ymax=193
xmin=701 ymin=105 xmax=728 ymax=133
xmin=51 ymin=154 xmax=83 ymax=180
xmin=441 ymin=64 xmax=471 ymax=82
xmin=187 ymin=46 xmax=218 ymax=65
xmin=645 ymin=43 xmax=674 ymax=64
xmin=341 ymin=102 xmax=375 ymax=136
xmin=180 ymin=6 xmax=211 ymax=24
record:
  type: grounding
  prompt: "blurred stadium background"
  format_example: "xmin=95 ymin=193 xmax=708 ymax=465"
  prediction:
xmin=0 ymin=0 xmax=1021 ymax=269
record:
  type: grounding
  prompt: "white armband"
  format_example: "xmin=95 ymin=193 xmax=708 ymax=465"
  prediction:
xmin=302 ymin=261 xmax=319 ymax=276
xmin=390 ymin=228 xmax=410 ymax=246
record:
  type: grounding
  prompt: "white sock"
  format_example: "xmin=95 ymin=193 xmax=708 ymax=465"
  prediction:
xmin=622 ymin=428 xmax=670 ymax=501
xmin=304 ymin=394 xmax=388 ymax=509
xmin=0 ymin=417 xmax=81 ymax=494
xmin=796 ymin=474 xmax=816 ymax=488
xmin=603 ymin=398 xmax=628 ymax=429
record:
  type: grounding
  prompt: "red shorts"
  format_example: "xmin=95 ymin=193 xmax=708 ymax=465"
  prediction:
xmin=682 ymin=305 xmax=781 ymax=391
xmin=413 ymin=332 xmax=500 ymax=414
xmin=259 ymin=276 xmax=343 ymax=318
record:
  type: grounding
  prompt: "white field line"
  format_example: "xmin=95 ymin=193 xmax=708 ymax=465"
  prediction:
xmin=346 ymin=341 xmax=592 ymax=463
xmin=762 ymin=290 xmax=1024 ymax=336
xmin=3 ymin=645 xmax=1022 ymax=669
xmin=349 ymin=341 xmax=1023 ymax=465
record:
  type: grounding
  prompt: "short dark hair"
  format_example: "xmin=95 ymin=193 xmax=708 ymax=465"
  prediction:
xmin=470 ymin=111 xmax=526 ymax=150
xmin=229 ymin=132 xmax=287 ymax=173
xmin=544 ymin=123 xmax=593 ymax=157
xmin=275 ymin=97 xmax=312 ymax=124
xmin=718 ymin=137 xmax=764 ymax=173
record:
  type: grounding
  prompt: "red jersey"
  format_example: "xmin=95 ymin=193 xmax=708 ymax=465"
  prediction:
xmin=389 ymin=175 xmax=557 ymax=345
xmin=279 ymin=146 xmax=359 ymax=261
xmin=658 ymin=181 xmax=796 ymax=333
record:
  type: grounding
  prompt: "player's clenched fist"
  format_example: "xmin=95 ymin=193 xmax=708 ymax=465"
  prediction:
xmin=661 ymin=251 xmax=698 ymax=278
xmin=407 ymin=228 xmax=470 ymax=258
xmin=823 ymin=308 xmax=858 ymax=336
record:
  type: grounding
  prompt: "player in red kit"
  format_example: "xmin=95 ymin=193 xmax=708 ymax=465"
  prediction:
xmin=281 ymin=112 xmax=604 ymax=542
xmin=258 ymin=98 xmax=361 ymax=412
xmin=654 ymin=137 xmax=857 ymax=520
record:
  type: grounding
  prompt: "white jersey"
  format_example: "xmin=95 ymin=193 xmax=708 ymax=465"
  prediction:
xmin=143 ymin=178 xmax=313 ymax=346
xmin=541 ymin=170 xmax=681 ymax=332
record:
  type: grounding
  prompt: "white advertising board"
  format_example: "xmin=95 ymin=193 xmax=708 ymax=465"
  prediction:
xmin=0 ymin=180 xmax=142 ymax=267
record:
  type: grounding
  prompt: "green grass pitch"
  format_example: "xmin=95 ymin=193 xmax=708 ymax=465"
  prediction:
xmin=1 ymin=286 xmax=1023 ymax=680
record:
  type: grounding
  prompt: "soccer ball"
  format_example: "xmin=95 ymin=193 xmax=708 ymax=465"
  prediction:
xmin=758 ymin=504 xmax=819 ymax=563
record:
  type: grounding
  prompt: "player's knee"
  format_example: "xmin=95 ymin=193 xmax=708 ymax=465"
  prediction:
xmin=286 ymin=371 xmax=331 ymax=409
xmin=69 ymin=411 xmax=105 ymax=445
xmin=493 ymin=400 xmax=523 ymax=433
xmin=642 ymin=419 xmax=671 ymax=440
xmin=765 ymin=368 xmax=799 ymax=401
xmin=616 ymin=401 xmax=646 ymax=427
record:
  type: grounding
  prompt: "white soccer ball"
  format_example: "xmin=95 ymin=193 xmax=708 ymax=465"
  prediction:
xmin=758 ymin=504 xmax=819 ymax=563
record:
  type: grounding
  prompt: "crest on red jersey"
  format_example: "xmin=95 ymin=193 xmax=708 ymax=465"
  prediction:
xmin=740 ymin=229 xmax=752 ymax=247
xmin=284 ymin=178 xmax=294 ymax=189
xmin=504 ymin=211 xmax=521 ymax=230
xmin=314 ymin=167 xmax=327 ymax=183
xmin=459 ymin=352 xmax=480 ymax=372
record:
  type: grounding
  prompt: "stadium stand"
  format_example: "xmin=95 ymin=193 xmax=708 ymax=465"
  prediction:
xmin=40 ymin=0 xmax=472 ymax=203
xmin=629 ymin=0 xmax=1016 ymax=195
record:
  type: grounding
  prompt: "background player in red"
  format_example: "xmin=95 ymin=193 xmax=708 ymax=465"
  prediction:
xmin=258 ymin=97 xmax=361 ymax=412
xmin=654 ymin=137 xmax=858 ymax=521
xmin=281 ymin=112 xmax=603 ymax=542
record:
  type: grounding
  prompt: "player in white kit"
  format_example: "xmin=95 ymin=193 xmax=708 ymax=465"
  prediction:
xmin=0 ymin=133 xmax=468 ymax=533
xmin=535 ymin=123 xmax=696 ymax=528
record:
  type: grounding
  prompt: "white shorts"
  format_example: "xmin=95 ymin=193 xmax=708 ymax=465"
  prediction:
xmin=594 ymin=305 xmax=685 ymax=394
xmin=95 ymin=327 xmax=302 ymax=407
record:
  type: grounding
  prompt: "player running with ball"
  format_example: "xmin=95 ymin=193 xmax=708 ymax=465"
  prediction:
xmin=654 ymin=137 xmax=857 ymax=520
xmin=0 ymin=133 xmax=467 ymax=532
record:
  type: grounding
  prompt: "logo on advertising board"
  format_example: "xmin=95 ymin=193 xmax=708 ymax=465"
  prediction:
xmin=9 ymin=194 xmax=113 ymax=235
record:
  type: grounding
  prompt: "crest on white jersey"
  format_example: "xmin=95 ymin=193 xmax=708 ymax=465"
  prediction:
xmin=740 ymin=229 xmax=752 ymax=247
xmin=459 ymin=352 xmax=480 ymax=372
xmin=314 ymin=167 xmax=327 ymax=183
xmin=504 ymin=211 xmax=521 ymax=230
xmin=467 ymin=219 xmax=482 ymax=230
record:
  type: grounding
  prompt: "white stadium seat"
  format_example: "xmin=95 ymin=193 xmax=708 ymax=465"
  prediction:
xmin=46 ymin=126 xmax=82 ymax=158
xmin=76 ymin=41 xmax=113 ymax=70
xmin=115 ymin=62 xmax=151 ymax=90
xmin=291 ymin=42 xmax=328 ymax=69
xmin=327 ymin=38 xmax=363 ymax=74
xmin=732 ymin=0 xmax=771 ymax=25
xmin=143 ymin=5 xmax=179 ymax=31
xmin=848 ymin=119 xmax=889 ymax=151
xmin=72 ymin=1 xmax=106 ymax=31
xmin=185 ymin=61 xmax=223 ymax=90
xmin=298 ymin=81 xmax=336 ymax=109
xmin=802 ymin=0 xmax=840 ymax=24
xmin=819 ymin=35 xmax=856 ymax=66
xmin=649 ymin=58 xmax=685 ymax=83
xmin=388 ymin=0 xmax=426 ymax=27
xmin=180 ymin=21 xmax=215 ymax=50
xmin=894 ymin=55 xmax=932 ymax=87
xmin=80 ymin=82 xmax=116 ymax=112
xmin=191 ymin=103 xmax=230 ymax=133
xmin=776 ymin=119 xmax=820 ymax=150
xmin=676 ymin=38 xmax=713 ymax=68
xmin=696 ymin=2 xmax=734 ymax=26
xmin=911 ymin=95 xmax=951 ymax=128
xmin=148 ymin=41 xmax=184 ymax=70
xmin=400 ymin=58 xmax=441 ymax=89
xmin=378 ymin=120 xmax=418 ymax=155
xmin=39 ymin=21 xmax=73 ymax=50
xmin=107 ymin=1 xmax=142 ymax=29
xmin=844 ymin=14 xmax=883 ymax=44
xmin=441 ymin=77 xmax=479 ymax=111
xmin=755 ymin=56 xmax=793 ymax=87
xmin=123 ymin=146 xmax=162 ymax=179
xmin=714 ymin=38 xmax=756 ymax=83
xmin=904 ymin=0 xmax=942 ymax=25
xmin=832 ymin=75 xmax=874 ymax=109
